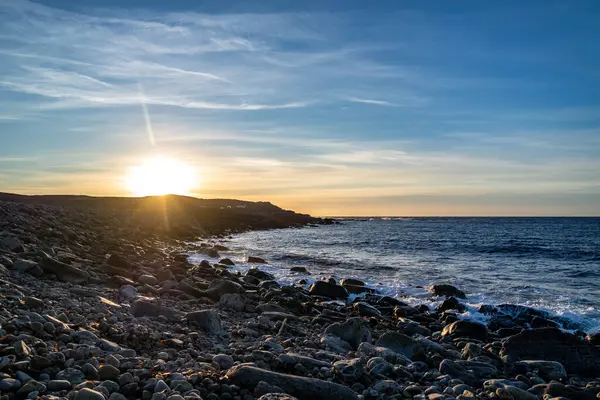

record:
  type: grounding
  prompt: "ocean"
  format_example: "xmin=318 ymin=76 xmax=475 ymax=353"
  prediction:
xmin=189 ymin=217 xmax=600 ymax=333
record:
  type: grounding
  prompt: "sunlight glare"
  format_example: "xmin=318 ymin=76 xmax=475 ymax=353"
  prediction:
xmin=125 ymin=156 xmax=197 ymax=196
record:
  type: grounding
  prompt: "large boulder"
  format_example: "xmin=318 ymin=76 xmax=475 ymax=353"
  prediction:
xmin=500 ymin=328 xmax=600 ymax=376
xmin=39 ymin=253 xmax=88 ymax=283
xmin=431 ymin=284 xmax=466 ymax=299
xmin=248 ymin=256 xmax=267 ymax=263
xmin=226 ymin=365 xmax=359 ymax=400
xmin=324 ymin=317 xmax=371 ymax=350
xmin=308 ymin=281 xmax=348 ymax=299
xmin=513 ymin=360 xmax=566 ymax=381
xmin=218 ymin=293 xmax=246 ymax=312
xmin=247 ymin=267 xmax=275 ymax=281
xmin=442 ymin=320 xmax=488 ymax=341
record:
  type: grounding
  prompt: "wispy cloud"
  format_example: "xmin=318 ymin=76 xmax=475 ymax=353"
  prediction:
xmin=346 ymin=97 xmax=399 ymax=107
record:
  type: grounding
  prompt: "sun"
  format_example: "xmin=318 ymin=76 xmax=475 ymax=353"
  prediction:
xmin=125 ymin=156 xmax=197 ymax=196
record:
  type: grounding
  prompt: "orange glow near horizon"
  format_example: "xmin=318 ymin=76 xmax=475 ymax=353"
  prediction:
xmin=125 ymin=156 xmax=198 ymax=196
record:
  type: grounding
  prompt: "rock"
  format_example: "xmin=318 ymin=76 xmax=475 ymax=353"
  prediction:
xmin=0 ymin=378 xmax=21 ymax=391
xmin=39 ymin=252 xmax=88 ymax=283
xmin=226 ymin=365 xmax=359 ymax=400
xmin=353 ymin=302 xmax=381 ymax=317
xmin=17 ymin=380 xmax=46 ymax=395
xmin=258 ymin=394 xmax=299 ymax=400
xmin=107 ymin=253 xmax=132 ymax=270
xmin=108 ymin=393 xmax=128 ymax=400
xmin=437 ymin=297 xmax=466 ymax=312
xmin=248 ymin=256 xmax=267 ymax=263
xmin=333 ymin=358 xmax=363 ymax=382
xmin=75 ymin=388 xmax=106 ymax=400
xmin=56 ymin=368 xmax=86 ymax=385
xmin=513 ymin=360 xmax=567 ymax=380
xmin=14 ymin=340 xmax=31 ymax=357
xmin=0 ymin=234 xmax=24 ymax=252
xmin=308 ymin=281 xmax=348 ymax=299
xmin=397 ymin=318 xmax=431 ymax=337
xmin=440 ymin=359 xmax=498 ymax=385
xmin=12 ymin=259 xmax=38 ymax=274
xmin=138 ymin=274 xmax=158 ymax=285
xmin=324 ymin=317 xmax=372 ymax=350
xmin=500 ymin=327 xmax=600 ymax=376
xmin=442 ymin=320 xmax=488 ymax=341
xmin=213 ymin=354 xmax=235 ymax=370
xmin=23 ymin=296 xmax=44 ymax=308
xmin=431 ymin=284 xmax=466 ymax=299
xmin=131 ymin=300 xmax=181 ymax=319
xmin=47 ymin=380 xmax=72 ymax=391
xmin=290 ymin=267 xmax=310 ymax=274
xmin=98 ymin=364 xmax=120 ymax=381
xmin=204 ymin=279 xmax=245 ymax=300
xmin=220 ymin=258 xmax=235 ymax=266
xmin=254 ymin=381 xmax=284 ymax=397
xmin=186 ymin=309 xmax=224 ymax=334
xmin=320 ymin=334 xmax=352 ymax=353
xmin=120 ymin=284 xmax=138 ymax=300
xmin=372 ymin=380 xmax=402 ymax=395
xmin=247 ymin=267 xmax=275 ymax=281
xmin=170 ymin=380 xmax=193 ymax=392
xmin=178 ymin=279 xmax=206 ymax=297
xmin=376 ymin=332 xmax=423 ymax=360
xmin=219 ymin=293 xmax=246 ymax=312
xmin=366 ymin=357 xmax=391 ymax=375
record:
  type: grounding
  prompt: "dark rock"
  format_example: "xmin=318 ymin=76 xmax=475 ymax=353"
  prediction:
xmin=220 ymin=258 xmax=235 ymax=266
xmin=437 ymin=297 xmax=466 ymax=312
xmin=39 ymin=252 xmax=88 ymax=283
xmin=204 ymin=279 xmax=245 ymax=300
xmin=186 ymin=309 xmax=224 ymax=334
xmin=442 ymin=320 xmax=488 ymax=341
xmin=131 ymin=300 xmax=181 ymax=319
xmin=308 ymin=281 xmax=348 ymax=299
xmin=439 ymin=359 xmax=498 ymax=386
xmin=343 ymin=284 xmax=375 ymax=295
xmin=333 ymin=358 xmax=363 ymax=382
xmin=290 ymin=267 xmax=310 ymax=274
xmin=248 ymin=256 xmax=267 ymax=263
xmin=247 ymin=267 xmax=275 ymax=281
xmin=178 ymin=279 xmax=206 ymax=297
xmin=226 ymin=365 xmax=359 ymax=400
xmin=376 ymin=332 xmax=423 ymax=360
xmin=324 ymin=317 xmax=372 ymax=350
xmin=0 ymin=234 xmax=25 ymax=252
xmin=107 ymin=253 xmax=132 ymax=270
xmin=587 ymin=331 xmax=600 ymax=344
xmin=340 ymin=278 xmax=365 ymax=286
xmin=431 ymin=284 xmax=466 ymax=299
xmin=353 ymin=302 xmax=381 ymax=317
xmin=206 ymin=248 xmax=219 ymax=258
xmin=500 ymin=327 xmax=600 ymax=376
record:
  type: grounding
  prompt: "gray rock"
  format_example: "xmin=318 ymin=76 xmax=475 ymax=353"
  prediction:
xmin=226 ymin=365 xmax=359 ymax=400
xmin=218 ymin=293 xmax=246 ymax=312
xmin=39 ymin=252 xmax=88 ymax=283
xmin=108 ymin=393 xmax=128 ymax=400
xmin=376 ymin=332 xmax=423 ymax=360
xmin=186 ymin=309 xmax=224 ymax=334
xmin=213 ymin=354 xmax=234 ymax=370
xmin=441 ymin=320 xmax=488 ymax=341
xmin=12 ymin=259 xmax=38 ymax=274
xmin=119 ymin=284 xmax=138 ymax=300
xmin=75 ymin=388 xmax=106 ymax=400
xmin=308 ymin=281 xmax=348 ymax=299
xmin=98 ymin=364 xmax=120 ymax=381
xmin=258 ymin=395 xmax=299 ymax=400
xmin=56 ymin=368 xmax=86 ymax=385
xmin=333 ymin=358 xmax=364 ymax=382
xmin=514 ymin=360 xmax=567 ymax=380
xmin=131 ymin=300 xmax=182 ymax=319
xmin=0 ymin=378 xmax=21 ymax=391
xmin=14 ymin=340 xmax=31 ymax=357
xmin=170 ymin=380 xmax=192 ymax=392
xmin=353 ymin=302 xmax=381 ymax=317
xmin=246 ymin=267 xmax=275 ymax=281
xmin=204 ymin=279 xmax=245 ymax=300
xmin=324 ymin=317 xmax=372 ymax=349
xmin=254 ymin=381 xmax=284 ymax=397
xmin=320 ymin=334 xmax=352 ymax=353
xmin=138 ymin=274 xmax=158 ymax=285
xmin=0 ymin=234 xmax=24 ymax=252
xmin=440 ymin=359 xmax=499 ymax=385
xmin=372 ymin=380 xmax=402 ymax=394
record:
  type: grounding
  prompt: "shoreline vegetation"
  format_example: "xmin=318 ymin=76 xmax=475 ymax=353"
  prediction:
xmin=0 ymin=194 xmax=599 ymax=400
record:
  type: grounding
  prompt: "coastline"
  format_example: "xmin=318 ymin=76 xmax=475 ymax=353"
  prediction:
xmin=0 ymin=199 xmax=599 ymax=400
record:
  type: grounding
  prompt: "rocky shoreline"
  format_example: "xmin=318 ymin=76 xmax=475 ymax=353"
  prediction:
xmin=1 ymin=199 xmax=599 ymax=400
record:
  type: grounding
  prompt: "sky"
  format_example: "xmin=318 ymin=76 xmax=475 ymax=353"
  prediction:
xmin=1 ymin=0 xmax=599 ymax=216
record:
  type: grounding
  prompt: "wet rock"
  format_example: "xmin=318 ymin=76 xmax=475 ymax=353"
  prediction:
xmin=220 ymin=258 xmax=235 ymax=266
xmin=431 ymin=284 xmax=466 ymax=299
xmin=308 ymin=281 xmax=348 ymax=299
xmin=56 ymin=368 xmax=86 ymax=385
xmin=248 ymin=256 xmax=267 ymax=263
xmin=47 ymin=380 xmax=72 ymax=391
xmin=500 ymin=327 xmax=600 ymax=376
xmin=186 ymin=309 xmax=224 ymax=334
xmin=226 ymin=365 xmax=359 ymax=400
xmin=437 ymin=297 xmax=466 ymax=312
xmin=290 ymin=267 xmax=309 ymax=274
xmin=247 ymin=267 xmax=275 ymax=281
xmin=376 ymin=331 xmax=423 ymax=360
xmin=442 ymin=320 xmax=488 ymax=341
xmin=397 ymin=318 xmax=431 ymax=337
xmin=324 ymin=317 xmax=372 ymax=349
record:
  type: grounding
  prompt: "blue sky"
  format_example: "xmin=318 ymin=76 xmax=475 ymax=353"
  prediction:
xmin=1 ymin=0 xmax=599 ymax=215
